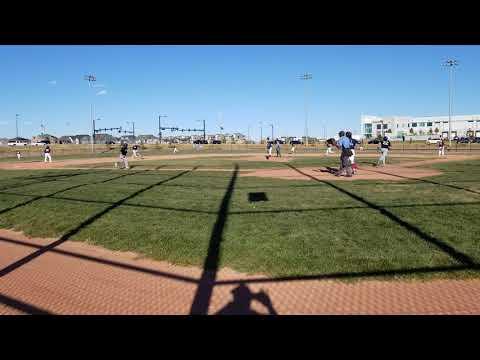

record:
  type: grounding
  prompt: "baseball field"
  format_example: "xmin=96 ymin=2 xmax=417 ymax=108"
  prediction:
xmin=1 ymin=147 xmax=479 ymax=283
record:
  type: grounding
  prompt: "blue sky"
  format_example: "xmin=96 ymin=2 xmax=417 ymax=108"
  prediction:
xmin=0 ymin=45 xmax=478 ymax=140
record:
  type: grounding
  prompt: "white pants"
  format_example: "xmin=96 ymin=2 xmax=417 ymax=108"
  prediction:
xmin=268 ymin=147 xmax=272 ymax=156
xmin=17 ymin=153 xmax=21 ymax=160
xmin=173 ymin=147 xmax=178 ymax=153
xmin=349 ymin=149 xmax=356 ymax=164
xmin=378 ymin=148 xmax=388 ymax=165
xmin=44 ymin=153 xmax=52 ymax=162
xmin=291 ymin=147 xmax=295 ymax=153
xmin=326 ymin=146 xmax=333 ymax=154
xmin=133 ymin=150 xmax=139 ymax=158
xmin=438 ymin=147 xmax=445 ymax=156
xmin=119 ymin=155 xmax=129 ymax=168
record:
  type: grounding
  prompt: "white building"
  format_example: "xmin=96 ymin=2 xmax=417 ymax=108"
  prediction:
xmin=361 ymin=114 xmax=480 ymax=140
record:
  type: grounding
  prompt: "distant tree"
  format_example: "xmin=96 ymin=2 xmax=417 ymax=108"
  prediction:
xmin=409 ymin=128 xmax=414 ymax=135
xmin=419 ymin=130 xmax=425 ymax=135
xmin=434 ymin=127 xmax=439 ymax=134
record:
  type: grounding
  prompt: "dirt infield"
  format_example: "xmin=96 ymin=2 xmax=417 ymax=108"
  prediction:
xmin=240 ymin=165 xmax=443 ymax=181
xmin=0 ymin=152 xmax=477 ymax=182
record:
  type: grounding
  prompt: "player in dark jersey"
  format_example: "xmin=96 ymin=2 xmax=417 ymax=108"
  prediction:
xmin=377 ymin=136 xmax=391 ymax=167
xmin=115 ymin=143 xmax=129 ymax=169
xmin=44 ymin=145 xmax=52 ymax=163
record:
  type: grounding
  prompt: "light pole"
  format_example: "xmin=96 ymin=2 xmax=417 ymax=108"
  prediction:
xmin=84 ymin=74 xmax=96 ymax=152
xmin=443 ymin=59 xmax=459 ymax=146
xmin=270 ymin=123 xmax=274 ymax=140
xmin=127 ymin=121 xmax=135 ymax=140
xmin=15 ymin=114 xmax=19 ymax=138
xmin=259 ymin=121 xmax=263 ymax=144
xmin=299 ymin=72 xmax=312 ymax=146
xmin=158 ymin=115 xmax=167 ymax=143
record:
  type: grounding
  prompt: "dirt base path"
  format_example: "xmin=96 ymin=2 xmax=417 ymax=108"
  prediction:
xmin=240 ymin=165 xmax=443 ymax=181
xmin=0 ymin=151 xmax=469 ymax=171
xmin=1 ymin=229 xmax=479 ymax=315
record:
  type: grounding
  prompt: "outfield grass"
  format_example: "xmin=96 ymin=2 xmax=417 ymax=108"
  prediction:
xmin=0 ymin=156 xmax=479 ymax=282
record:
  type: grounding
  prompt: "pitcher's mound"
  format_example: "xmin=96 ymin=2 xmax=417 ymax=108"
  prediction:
xmin=240 ymin=165 xmax=442 ymax=181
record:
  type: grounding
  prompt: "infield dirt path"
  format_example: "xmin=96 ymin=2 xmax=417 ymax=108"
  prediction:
xmin=1 ymin=229 xmax=479 ymax=315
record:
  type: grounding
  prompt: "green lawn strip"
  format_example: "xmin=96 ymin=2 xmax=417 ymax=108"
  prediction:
xmin=0 ymin=163 xmax=478 ymax=282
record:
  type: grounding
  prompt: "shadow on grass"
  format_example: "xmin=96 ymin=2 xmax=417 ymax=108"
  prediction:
xmin=286 ymin=164 xmax=477 ymax=267
xmin=0 ymin=168 xmax=196 ymax=278
xmin=362 ymin=166 xmax=480 ymax=196
xmin=1 ymin=163 xmax=480 ymax=314
xmin=190 ymin=164 xmax=239 ymax=315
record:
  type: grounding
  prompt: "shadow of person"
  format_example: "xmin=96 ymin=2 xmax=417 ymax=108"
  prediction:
xmin=215 ymin=282 xmax=277 ymax=315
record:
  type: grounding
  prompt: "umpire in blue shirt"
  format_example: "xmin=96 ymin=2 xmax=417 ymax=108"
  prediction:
xmin=335 ymin=131 xmax=353 ymax=177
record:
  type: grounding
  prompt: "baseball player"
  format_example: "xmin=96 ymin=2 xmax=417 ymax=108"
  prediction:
xmin=16 ymin=151 xmax=21 ymax=160
xmin=290 ymin=141 xmax=296 ymax=155
xmin=325 ymin=138 xmax=335 ymax=155
xmin=438 ymin=137 xmax=446 ymax=156
xmin=173 ymin=144 xmax=178 ymax=153
xmin=115 ymin=143 xmax=129 ymax=169
xmin=377 ymin=136 xmax=391 ymax=167
xmin=132 ymin=144 xmax=142 ymax=158
xmin=44 ymin=145 xmax=52 ymax=163
xmin=275 ymin=139 xmax=281 ymax=157
xmin=265 ymin=137 xmax=273 ymax=159
xmin=346 ymin=132 xmax=359 ymax=174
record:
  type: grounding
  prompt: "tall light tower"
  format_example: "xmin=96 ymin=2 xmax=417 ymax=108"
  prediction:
xmin=299 ymin=72 xmax=312 ymax=146
xmin=270 ymin=123 xmax=274 ymax=140
xmin=158 ymin=114 xmax=167 ymax=143
xmin=259 ymin=121 xmax=263 ymax=144
xmin=84 ymin=74 xmax=96 ymax=152
xmin=15 ymin=114 xmax=19 ymax=138
xmin=443 ymin=59 xmax=459 ymax=146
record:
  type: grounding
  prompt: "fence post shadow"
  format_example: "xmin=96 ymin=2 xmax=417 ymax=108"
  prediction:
xmin=190 ymin=164 xmax=239 ymax=315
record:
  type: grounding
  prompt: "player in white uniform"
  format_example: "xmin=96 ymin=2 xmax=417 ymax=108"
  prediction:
xmin=132 ymin=144 xmax=141 ymax=158
xmin=438 ymin=137 xmax=446 ymax=156
xmin=44 ymin=146 xmax=52 ymax=163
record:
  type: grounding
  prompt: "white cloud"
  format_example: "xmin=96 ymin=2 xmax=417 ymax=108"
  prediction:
xmin=96 ymin=89 xmax=107 ymax=96
xmin=48 ymin=80 xmax=57 ymax=85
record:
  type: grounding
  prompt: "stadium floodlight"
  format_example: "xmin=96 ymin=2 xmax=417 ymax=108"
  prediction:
xmin=299 ymin=72 xmax=312 ymax=146
xmin=443 ymin=59 xmax=459 ymax=146
xmin=15 ymin=114 xmax=19 ymax=138
xmin=84 ymin=74 xmax=97 ymax=152
xmin=158 ymin=114 xmax=168 ymax=143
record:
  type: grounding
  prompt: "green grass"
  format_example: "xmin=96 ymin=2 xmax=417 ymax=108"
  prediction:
xmin=0 ymin=156 xmax=479 ymax=282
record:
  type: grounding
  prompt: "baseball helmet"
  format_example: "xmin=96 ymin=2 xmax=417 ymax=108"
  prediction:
xmin=338 ymin=131 xmax=345 ymax=137
xmin=346 ymin=131 xmax=352 ymax=138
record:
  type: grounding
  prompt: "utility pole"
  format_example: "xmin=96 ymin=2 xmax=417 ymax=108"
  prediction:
xmin=270 ymin=123 xmax=274 ymax=140
xmin=15 ymin=114 xmax=19 ymax=138
xmin=260 ymin=121 xmax=263 ymax=144
xmin=84 ymin=74 xmax=96 ymax=152
xmin=299 ymin=72 xmax=312 ymax=146
xmin=443 ymin=59 xmax=459 ymax=146
xmin=158 ymin=115 xmax=167 ymax=144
